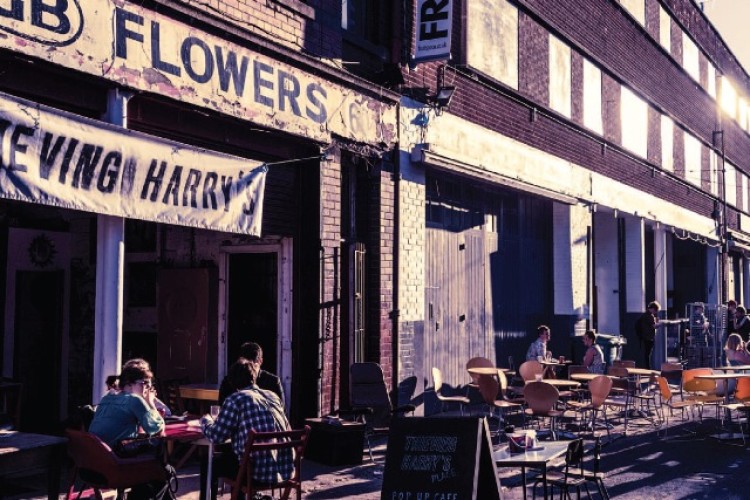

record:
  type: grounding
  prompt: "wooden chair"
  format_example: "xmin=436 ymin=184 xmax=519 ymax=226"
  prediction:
xmin=432 ymin=367 xmax=469 ymax=415
xmin=518 ymin=360 xmax=544 ymax=382
xmin=612 ymin=360 xmax=636 ymax=368
xmin=477 ymin=373 xmax=523 ymax=434
xmin=221 ymin=426 xmax=310 ymax=500
xmin=682 ymin=368 xmax=722 ymax=421
xmin=660 ymin=362 xmax=684 ymax=397
xmin=523 ymin=381 xmax=563 ymax=439
xmin=466 ymin=356 xmax=494 ymax=388
xmin=65 ymin=429 xmax=168 ymax=500
xmin=655 ymin=376 xmax=695 ymax=438
xmin=567 ymin=375 xmax=613 ymax=439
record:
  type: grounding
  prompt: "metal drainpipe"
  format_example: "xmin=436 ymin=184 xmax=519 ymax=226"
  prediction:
xmin=391 ymin=110 xmax=401 ymax=401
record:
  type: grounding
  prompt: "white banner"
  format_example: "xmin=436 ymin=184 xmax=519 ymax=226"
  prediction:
xmin=414 ymin=0 xmax=453 ymax=63
xmin=0 ymin=91 xmax=267 ymax=235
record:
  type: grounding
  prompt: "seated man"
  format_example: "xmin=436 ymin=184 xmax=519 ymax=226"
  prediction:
xmin=526 ymin=325 xmax=552 ymax=361
xmin=200 ymin=358 xmax=292 ymax=500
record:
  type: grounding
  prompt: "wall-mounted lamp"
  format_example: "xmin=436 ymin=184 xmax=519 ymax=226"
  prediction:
xmin=428 ymin=85 xmax=456 ymax=114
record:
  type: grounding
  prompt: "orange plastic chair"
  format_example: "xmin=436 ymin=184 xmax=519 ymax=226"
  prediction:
xmin=65 ymin=429 xmax=168 ymax=500
xmin=221 ymin=426 xmax=311 ymax=500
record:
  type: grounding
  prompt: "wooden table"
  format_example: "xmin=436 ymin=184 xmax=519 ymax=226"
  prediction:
xmin=714 ymin=365 xmax=750 ymax=371
xmin=163 ymin=420 xmax=205 ymax=469
xmin=570 ymin=373 xmax=616 ymax=382
xmin=0 ymin=431 xmax=67 ymax=499
xmin=494 ymin=440 xmax=569 ymax=500
xmin=526 ymin=379 xmax=580 ymax=388
xmin=625 ymin=368 xmax=660 ymax=377
xmin=467 ymin=367 xmax=514 ymax=377
xmin=179 ymin=383 xmax=219 ymax=415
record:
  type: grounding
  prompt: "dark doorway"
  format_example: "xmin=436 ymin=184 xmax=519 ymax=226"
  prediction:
xmin=227 ymin=253 xmax=278 ymax=374
xmin=14 ymin=270 xmax=64 ymax=433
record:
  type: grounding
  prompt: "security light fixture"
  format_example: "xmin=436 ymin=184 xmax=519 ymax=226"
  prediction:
xmin=428 ymin=85 xmax=456 ymax=114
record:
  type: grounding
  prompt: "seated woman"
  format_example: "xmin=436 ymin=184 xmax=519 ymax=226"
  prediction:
xmin=582 ymin=330 xmax=605 ymax=374
xmin=725 ymin=333 xmax=750 ymax=366
xmin=88 ymin=363 xmax=169 ymax=500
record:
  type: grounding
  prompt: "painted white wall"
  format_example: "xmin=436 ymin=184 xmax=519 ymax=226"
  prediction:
xmin=594 ymin=212 xmax=620 ymax=334
xmin=624 ymin=215 xmax=645 ymax=313
xmin=553 ymin=203 xmax=590 ymax=320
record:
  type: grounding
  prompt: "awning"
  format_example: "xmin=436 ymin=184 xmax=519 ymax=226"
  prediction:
xmin=411 ymin=145 xmax=577 ymax=204
xmin=0 ymin=91 xmax=266 ymax=235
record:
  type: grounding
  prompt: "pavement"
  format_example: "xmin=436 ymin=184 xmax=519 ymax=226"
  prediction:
xmin=5 ymin=410 xmax=750 ymax=499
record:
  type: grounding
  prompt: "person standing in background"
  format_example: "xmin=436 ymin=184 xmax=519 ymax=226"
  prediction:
xmin=219 ymin=342 xmax=284 ymax=406
xmin=727 ymin=300 xmax=738 ymax=335
xmin=735 ymin=306 xmax=750 ymax=342
xmin=635 ymin=301 xmax=660 ymax=369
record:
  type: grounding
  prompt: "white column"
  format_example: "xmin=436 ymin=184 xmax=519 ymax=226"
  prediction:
xmin=594 ymin=211 xmax=620 ymax=334
xmin=552 ymin=203 xmax=590 ymax=329
xmin=92 ymin=89 xmax=129 ymax=401
xmin=624 ymin=215 xmax=645 ymax=313
xmin=654 ymin=226 xmax=668 ymax=312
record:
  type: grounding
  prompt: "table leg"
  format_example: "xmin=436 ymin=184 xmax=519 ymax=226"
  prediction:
xmin=542 ymin=464 xmax=548 ymax=500
xmin=521 ymin=466 xmax=527 ymax=500
xmin=205 ymin=442 xmax=214 ymax=500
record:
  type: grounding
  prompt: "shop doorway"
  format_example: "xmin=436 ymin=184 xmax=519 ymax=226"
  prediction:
xmin=14 ymin=270 xmax=63 ymax=432
xmin=221 ymin=241 xmax=292 ymax=407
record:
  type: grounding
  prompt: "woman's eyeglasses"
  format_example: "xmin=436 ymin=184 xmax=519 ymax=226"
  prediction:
xmin=135 ymin=379 xmax=153 ymax=388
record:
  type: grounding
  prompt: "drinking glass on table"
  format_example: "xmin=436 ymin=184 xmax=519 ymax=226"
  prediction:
xmin=545 ymin=351 xmax=552 ymax=362
xmin=210 ymin=405 xmax=220 ymax=420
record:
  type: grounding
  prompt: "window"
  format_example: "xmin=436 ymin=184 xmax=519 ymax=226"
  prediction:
xmin=707 ymin=63 xmax=716 ymax=98
xmin=720 ymin=77 xmax=738 ymax=120
xmin=682 ymin=33 xmax=700 ymax=83
xmin=683 ymin=132 xmax=702 ymax=187
xmin=743 ymin=174 xmax=749 ymax=213
xmin=659 ymin=6 xmax=671 ymax=53
xmin=726 ymin=162 xmax=737 ymax=207
xmin=342 ymin=0 xmax=391 ymax=46
xmin=466 ymin=0 xmax=518 ymax=89
xmin=661 ymin=115 xmax=673 ymax=172
xmin=549 ymin=35 xmax=571 ymax=118
xmin=583 ymin=59 xmax=602 ymax=134
xmin=710 ymin=150 xmax=718 ymax=196
xmin=620 ymin=0 xmax=645 ymax=26
xmin=621 ymin=86 xmax=648 ymax=158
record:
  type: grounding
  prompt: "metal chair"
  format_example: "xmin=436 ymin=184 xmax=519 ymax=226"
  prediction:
xmin=532 ymin=438 xmax=593 ymax=500
xmin=656 ymin=376 xmax=695 ymax=439
xmin=477 ymin=373 xmax=523 ymax=434
xmin=220 ymin=426 xmax=310 ymax=500
xmin=523 ymin=381 xmax=563 ymax=439
xmin=432 ymin=367 xmax=469 ymax=415
xmin=567 ymin=375 xmax=613 ymax=439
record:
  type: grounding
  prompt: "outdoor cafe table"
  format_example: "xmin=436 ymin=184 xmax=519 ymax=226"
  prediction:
xmin=164 ymin=419 xmax=216 ymax=499
xmin=714 ymin=365 xmax=750 ymax=371
xmin=695 ymin=373 xmax=750 ymax=440
xmin=467 ymin=367 xmax=515 ymax=377
xmin=527 ymin=379 xmax=580 ymax=388
xmin=179 ymin=383 xmax=219 ymax=414
xmin=494 ymin=440 xmax=569 ymax=500
xmin=0 ymin=430 xmax=66 ymax=499
xmin=570 ymin=373 xmax=618 ymax=382
xmin=624 ymin=368 xmax=660 ymax=377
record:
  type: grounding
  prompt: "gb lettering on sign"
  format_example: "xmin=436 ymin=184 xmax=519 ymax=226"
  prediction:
xmin=0 ymin=0 xmax=84 ymax=46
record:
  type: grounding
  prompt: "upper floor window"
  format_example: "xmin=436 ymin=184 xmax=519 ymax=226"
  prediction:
xmin=465 ymin=0 xmax=518 ymax=89
xmin=743 ymin=174 xmax=749 ymax=213
xmin=720 ymin=77 xmax=738 ymax=120
xmin=659 ymin=6 xmax=671 ymax=53
xmin=621 ymin=86 xmax=648 ymax=158
xmin=549 ymin=35 xmax=571 ymax=118
xmin=683 ymin=132 xmax=702 ymax=187
xmin=707 ymin=63 xmax=717 ymax=98
xmin=710 ymin=150 xmax=719 ymax=196
xmin=682 ymin=33 xmax=700 ymax=83
xmin=342 ymin=0 xmax=392 ymax=46
xmin=583 ymin=59 xmax=603 ymax=134
xmin=726 ymin=162 xmax=738 ymax=207
xmin=620 ymin=0 xmax=645 ymax=26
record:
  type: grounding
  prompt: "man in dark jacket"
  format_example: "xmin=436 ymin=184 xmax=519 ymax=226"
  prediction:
xmin=218 ymin=342 xmax=284 ymax=406
xmin=635 ymin=301 xmax=660 ymax=369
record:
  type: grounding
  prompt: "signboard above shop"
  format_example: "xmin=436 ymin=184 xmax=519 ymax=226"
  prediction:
xmin=413 ymin=0 xmax=453 ymax=63
xmin=0 ymin=91 xmax=267 ymax=235
xmin=0 ymin=0 xmax=397 ymax=146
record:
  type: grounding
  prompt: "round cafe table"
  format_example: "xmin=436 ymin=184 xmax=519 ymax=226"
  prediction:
xmin=714 ymin=365 xmax=750 ymax=372
xmin=570 ymin=373 xmax=617 ymax=382
xmin=467 ymin=367 xmax=514 ymax=377
xmin=527 ymin=379 xmax=580 ymax=388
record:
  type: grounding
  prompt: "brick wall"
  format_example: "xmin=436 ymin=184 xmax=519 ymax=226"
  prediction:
xmin=319 ymin=153 xmax=342 ymax=415
xmin=518 ymin=12 xmax=549 ymax=106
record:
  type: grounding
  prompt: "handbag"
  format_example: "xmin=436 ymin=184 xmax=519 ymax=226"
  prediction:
xmin=114 ymin=435 xmax=164 ymax=459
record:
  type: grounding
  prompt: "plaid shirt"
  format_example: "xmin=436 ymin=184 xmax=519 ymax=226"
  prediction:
xmin=201 ymin=386 xmax=292 ymax=484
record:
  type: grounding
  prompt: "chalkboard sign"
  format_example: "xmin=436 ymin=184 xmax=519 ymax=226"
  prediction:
xmin=381 ymin=417 xmax=502 ymax=500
